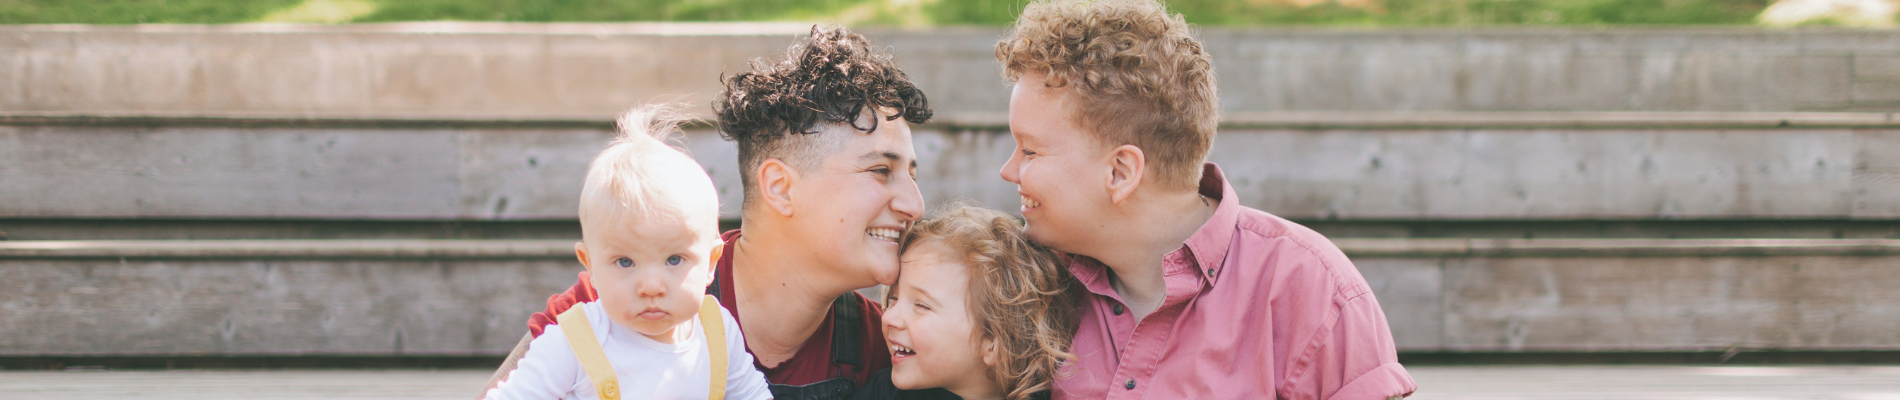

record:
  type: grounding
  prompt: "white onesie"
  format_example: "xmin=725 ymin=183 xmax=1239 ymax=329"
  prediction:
xmin=484 ymin=301 xmax=772 ymax=400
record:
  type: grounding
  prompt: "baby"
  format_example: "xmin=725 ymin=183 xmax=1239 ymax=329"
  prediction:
xmin=485 ymin=104 xmax=771 ymax=400
xmin=856 ymin=204 xmax=1080 ymax=400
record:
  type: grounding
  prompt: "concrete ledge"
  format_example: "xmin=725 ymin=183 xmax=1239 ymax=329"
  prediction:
xmin=9 ymin=26 xmax=1900 ymax=119
xmin=6 ymin=238 xmax=1898 ymax=259
xmin=1337 ymin=238 xmax=1900 ymax=258
xmin=10 ymin=111 xmax=1900 ymax=129
xmin=5 ymin=238 xmax=1899 ymax=355
xmin=6 ymin=125 xmax=1897 ymax=220
xmin=0 ymin=240 xmax=577 ymax=259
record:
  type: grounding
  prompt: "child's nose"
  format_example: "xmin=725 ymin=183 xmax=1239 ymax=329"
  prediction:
xmin=635 ymin=271 xmax=667 ymax=298
xmin=881 ymin=307 xmax=906 ymax=330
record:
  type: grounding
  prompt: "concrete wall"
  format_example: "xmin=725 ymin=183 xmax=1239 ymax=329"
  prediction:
xmin=6 ymin=24 xmax=1900 ymax=119
xmin=6 ymin=123 xmax=1897 ymax=221
xmin=8 ymin=25 xmax=1900 ymax=357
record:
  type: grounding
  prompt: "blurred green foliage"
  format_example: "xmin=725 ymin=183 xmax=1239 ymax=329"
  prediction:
xmin=1 ymin=0 xmax=1776 ymax=26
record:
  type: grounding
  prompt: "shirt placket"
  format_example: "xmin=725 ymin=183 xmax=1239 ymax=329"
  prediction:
xmin=1103 ymin=251 xmax=1206 ymax=400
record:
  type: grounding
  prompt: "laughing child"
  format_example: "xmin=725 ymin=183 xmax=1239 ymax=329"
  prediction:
xmin=484 ymin=104 xmax=771 ymax=400
xmin=854 ymin=204 xmax=1080 ymax=400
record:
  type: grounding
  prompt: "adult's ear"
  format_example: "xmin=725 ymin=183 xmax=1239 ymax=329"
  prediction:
xmin=980 ymin=336 xmax=999 ymax=367
xmin=1105 ymin=144 xmax=1146 ymax=205
xmin=758 ymin=158 xmax=799 ymax=218
xmin=574 ymin=241 xmax=592 ymax=272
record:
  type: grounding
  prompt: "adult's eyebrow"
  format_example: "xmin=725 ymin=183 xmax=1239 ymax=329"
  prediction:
xmin=859 ymin=151 xmax=903 ymax=164
xmin=859 ymin=151 xmax=915 ymax=170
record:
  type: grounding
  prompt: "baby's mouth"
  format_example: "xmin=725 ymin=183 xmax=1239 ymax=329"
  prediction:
xmin=638 ymin=307 xmax=669 ymax=321
xmin=1021 ymin=195 xmax=1040 ymax=209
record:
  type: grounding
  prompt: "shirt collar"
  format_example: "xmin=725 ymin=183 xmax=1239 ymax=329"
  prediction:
xmin=1068 ymin=162 xmax=1243 ymax=296
xmin=1180 ymin=162 xmax=1240 ymax=284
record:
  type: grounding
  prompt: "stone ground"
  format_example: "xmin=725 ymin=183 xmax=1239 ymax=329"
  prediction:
xmin=2 ymin=365 xmax=1898 ymax=399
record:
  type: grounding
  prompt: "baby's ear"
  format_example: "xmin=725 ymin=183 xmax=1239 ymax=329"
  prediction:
xmin=706 ymin=242 xmax=725 ymax=278
xmin=574 ymin=242 xmax=592 ymax=272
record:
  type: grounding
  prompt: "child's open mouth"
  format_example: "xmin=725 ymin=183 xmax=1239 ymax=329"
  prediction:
xmin=890 ymin=342 xmax=917 ymax=359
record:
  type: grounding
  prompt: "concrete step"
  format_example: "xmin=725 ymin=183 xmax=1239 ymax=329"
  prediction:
xmin=4 ymin=238 xmax=1897 ymax=357
xmin=5 ymin=366 xmax=1898 ymax=400
xmin=8 ymin=24 xmax=1900 ymax=118
xmin=6 ymin=113 xmax=1898 ymax=222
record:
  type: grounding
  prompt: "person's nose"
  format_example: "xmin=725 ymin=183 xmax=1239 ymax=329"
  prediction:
xmin=891 ymin=174 xmax=924 ymax=223
xmin=882 ymin=303 xmax=908 ymax=331
xmin=999 ymin=149 xmax=1022 ymax=185
xmin=635 ymin=267 xmax=667 ymax=299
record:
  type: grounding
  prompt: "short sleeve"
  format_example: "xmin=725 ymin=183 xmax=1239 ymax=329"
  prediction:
xmin=528 ymin=272 xmax=597 ymax=337
xmin=720 ymin=307 xmax=774 ymax=400
xmin=1280 ymin=292 xmax=1416 ymax=400
xmin=485 ymin=324 xmax=583 ymax=400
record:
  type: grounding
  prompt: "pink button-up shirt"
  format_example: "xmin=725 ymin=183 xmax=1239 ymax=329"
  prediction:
xmin=1053 ymin=163 xmax=1416 ymax=400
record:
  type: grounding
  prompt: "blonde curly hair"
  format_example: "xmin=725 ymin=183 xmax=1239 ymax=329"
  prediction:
xmin=996 ymin=0 xmax=1219 ymax=191
xmin=899 ymin=204 xmax=1079 ymax=400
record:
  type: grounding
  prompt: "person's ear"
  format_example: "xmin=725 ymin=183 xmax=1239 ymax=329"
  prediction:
xmin=1106 ymin=144 xmax=1145 ymax=204
xmin=758 ymin=158 xmax=798 ymax=218
xmin=574 ymin=241 xmax=592 ymax=273
xmin=705 ymin=242 xmax=725 ymax=281
xmin=980 ymin=335 xmax=999 ymax=367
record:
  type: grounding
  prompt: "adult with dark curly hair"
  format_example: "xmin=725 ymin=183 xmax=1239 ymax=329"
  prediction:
xmin=482 ymin=25 xmax=931 ymax=400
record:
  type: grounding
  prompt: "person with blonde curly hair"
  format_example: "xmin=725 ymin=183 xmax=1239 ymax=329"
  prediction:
xmin=994 ymin=0 xmax=1416 ymax=399
xmin=852 ymin=203 xmax=1078 ymax=400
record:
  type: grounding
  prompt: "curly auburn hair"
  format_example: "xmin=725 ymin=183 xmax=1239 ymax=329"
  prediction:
xmin=995 ymin=0 xmax=1218 ymax=191
xmin=713 ymin=25 xmax=933 ymax=207
xmin=899 ymin=204 xmax=1079 ymax=400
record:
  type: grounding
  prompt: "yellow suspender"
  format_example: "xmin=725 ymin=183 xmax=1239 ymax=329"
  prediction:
xmin=701 ymin=295 xmax=728 ymax=400
xmin=556 ymin=305 xmax=621 ymax=400
xmin=555 ymin=295 xmax=728 ymax=400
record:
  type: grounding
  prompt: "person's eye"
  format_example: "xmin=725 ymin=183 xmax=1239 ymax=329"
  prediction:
xmin=1021 ymin=149 xmax=1037 ymax=156
xmin=614 ymin=257 xmax=633 ymax=268
xmin=870 ymin=166 xmax=892 ymax=176
xmin=666 ymin=255 xmax=684 ymax=266
xmin=915 ymin=302 xmax=931 ymax=311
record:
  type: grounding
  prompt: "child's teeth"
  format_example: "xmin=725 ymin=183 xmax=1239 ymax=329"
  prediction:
xmin=1021 ymin=196 xmax=1039 ymax=208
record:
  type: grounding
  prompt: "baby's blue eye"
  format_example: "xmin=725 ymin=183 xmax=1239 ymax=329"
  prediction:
xmin=615 ymin=257 xmax=633 ymax=268
xmin=666 ymin=255 xmax=684 ymax=266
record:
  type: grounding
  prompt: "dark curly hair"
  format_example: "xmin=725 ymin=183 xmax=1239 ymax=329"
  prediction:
xmin=714 ymin=25 xmax=933 ymax=208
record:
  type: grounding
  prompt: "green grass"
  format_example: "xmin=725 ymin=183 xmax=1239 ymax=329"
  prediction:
xmin=0 ymin=0 xmax=1778 ymax=26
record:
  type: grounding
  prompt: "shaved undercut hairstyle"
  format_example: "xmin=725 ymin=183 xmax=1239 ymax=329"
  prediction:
xmin=713 ymin=25 xmax=933 ymax=211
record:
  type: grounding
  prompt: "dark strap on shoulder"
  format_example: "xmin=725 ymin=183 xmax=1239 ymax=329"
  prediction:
xmin=830 ymin=293 xmax=862 ymax=367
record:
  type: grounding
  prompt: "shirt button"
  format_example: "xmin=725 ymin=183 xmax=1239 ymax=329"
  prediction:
xmin=1112 ymin=304 xmax=1124 ymax=315
xmin=1125 ymin=379 xmax=1137 ymax=390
